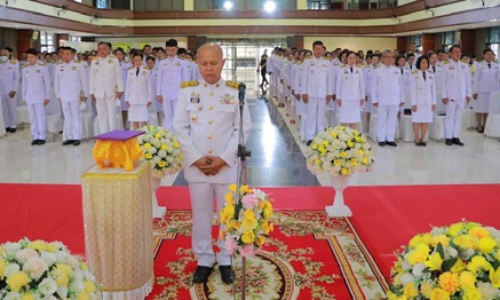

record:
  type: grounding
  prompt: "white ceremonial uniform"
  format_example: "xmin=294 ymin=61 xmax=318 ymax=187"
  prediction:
xmin=371 ymin=64 xmax=405 ymax=142
xmin=472 ymin=61 xmax=500 ymax=113
xmin=268 ymin=54 xmax=279 ymax=99
xmin=441 ymin=60 xmax=472 ymax=139
xmin=157 ymin=56 xmax=190 ymax=131
xmin=294 ymin=61 xmax=307 ymax=140
xmin=125 ymin=66 xmax=153 ymax=122
xmin=277 ymin=56 xmax=287 ymax=104
xmin=119 ymin=60 xmax=133 ymax=112
xmin=281 ymin=59 xmax=294 ymax=112
xmin=184 ymin=59 xmax=197 ymax=81
xmin=22 ymin=61 xmax=52 ymax=140
xmin=429 ymin=64 xmax=444 ymax=111
xmin=54 ymin=61 xmax=88 ymax=141
xmin=336 ymin=64 xmax=365 ymax=123
xmin=89 ymin=54 xmax=123 ymax=133
xmin=0 ymin=58 xmax=20 ymax=129
xmin=410 ymin=70 xmax=436 ymax=123
xmin=150 ymin=63 xmax=162 ymax=112
xmin=301 ymin=56 xmax=334 ymax=141
xmin=173 ymin=79 xmax=251 ymax=268
xmin=364 ymin=64 xmax=376 ymax=113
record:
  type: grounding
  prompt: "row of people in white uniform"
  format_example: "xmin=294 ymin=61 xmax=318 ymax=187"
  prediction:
xmin=267 ymin=42 xmax=499 ymax=147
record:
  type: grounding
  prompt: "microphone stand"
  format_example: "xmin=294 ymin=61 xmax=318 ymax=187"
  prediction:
xmin=234 ymin=82 xmax=251 ymax=300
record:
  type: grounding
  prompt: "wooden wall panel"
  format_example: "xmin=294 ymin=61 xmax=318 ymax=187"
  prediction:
xmin=460 ymin=29 xmax=476 ymax=56
xmin=422 ymin=33 xmax=436 ymax=54
xmin=16 ymin=30 xmax=34 ymax=58
xmin=397 ymin=37 xmax=407 ymax=52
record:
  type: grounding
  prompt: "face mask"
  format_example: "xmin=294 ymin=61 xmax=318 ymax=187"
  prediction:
xmin=0 ymin=56 xmax=8 ymax=63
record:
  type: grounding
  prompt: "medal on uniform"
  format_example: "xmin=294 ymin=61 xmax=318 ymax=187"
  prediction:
xmin=190 ymin=92 xmax=200 ymax=103
xmin=221 ymin=93 xmax=235 ymax=104
xmin=108 ymin=59 xmax=113 ymax=64
xmin=175 ymin=62 xmax=181 ymax=67
xmin=71 ymin=66 xmax=77 ymax=71
xmin=36 ymin=69 xmax=41 ymax=73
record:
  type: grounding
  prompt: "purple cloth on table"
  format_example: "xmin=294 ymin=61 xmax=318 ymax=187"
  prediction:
xmin=93 ymin=130 xmax=145 ymax=141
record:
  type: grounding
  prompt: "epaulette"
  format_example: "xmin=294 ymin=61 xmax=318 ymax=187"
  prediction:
xmin=37 ymin=62 xmax=46 ymax=66
xmin=144 ymin=66 xmax=150 ymax=70
xmin=340 ymin=64 xmax=347 ymax=68
xmin=22 ymin=64 xmax=29 ymax=68
xmin=74 ymin=60 xmax=81 ymax=63
xmin=333 ymin=62 xmax=340 ymax=66
xmin=304 ymin=57 xmax=312 ymax=60
xmin=9 ymin=59 xmax=18 ymax=64
xmin=428 ymin=70 xmax=435 ymax=74
xmin=109 ymin=54 xmax=116 ymax=58
xmin=444 ymin=61 xmax=450 ymax=65
xmin=92 ymin=56 xmax=99 ymax=61
xmin=226 ymin=80 xmax=238 ymax=90
xmin=180 ymin=80 xmax=199 ymax=88
xmin=55 ymin=61 xmax=63 ymax=65
xmin=411 ymin=70 xmax=418 ymax=74
xmin=374 ymin=65 xmax=381 ymax=69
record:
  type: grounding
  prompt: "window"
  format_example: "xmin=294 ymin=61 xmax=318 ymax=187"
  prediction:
xmin=487 ymin=27 xmax=500 ymax=61
xmin=307 ymin=0 xmax=331 ymax=10
xmin=70 ymin=36 xmax=81 ymax=42
xmin=40 ymin=31 xmax=55 ymax=53
xmin=442 ymin=31 xmax=456 ymax=51
xmin=74 ymin=0 xmax=82 ymax=2
xmin=412 ymin=35 xmax=422 ymax=51
xmin=94 ymin=0 xmax=109 ymax=9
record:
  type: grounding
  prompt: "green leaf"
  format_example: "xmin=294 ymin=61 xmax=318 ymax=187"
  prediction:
xmin=436 ymin=242 xmax=445 ymax=259
xmin=442 ymin=257 xmax=458 ymax=272
xmin=492 ymin=259 xmax=500 ymax=270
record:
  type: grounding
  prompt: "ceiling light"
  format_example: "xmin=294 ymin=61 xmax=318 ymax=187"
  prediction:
xmin=264 ymin=0 xmax=276 ymax=13
xmin=223 ymin=1 xmax=232 ymax=10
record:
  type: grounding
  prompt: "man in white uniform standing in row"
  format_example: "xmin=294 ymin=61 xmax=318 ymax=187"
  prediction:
xmin=174 ymin=43 xmax=251 ymax=285
xmin=0 ymin=48 xmax=20 ymax=133
xmin=54 ymin=47 xmax=88 ymax=146
xmin=301 ymin=40 xmax=333 ymax=146
xmin=89 ymin=41 xmax=123 ymax=134
xmin=441 ymin=45 xmax=471 ymax=146
xmin=157 ymin=39 xmax=191 ymax=132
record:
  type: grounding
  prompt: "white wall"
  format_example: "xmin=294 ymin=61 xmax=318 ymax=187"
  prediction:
xmin=397 ymin=0 xmax=416 ymax=6
xmin=304 ymin=36 xmax=397 ymax=53
xmin=95 ymin=37 xmax=188 ymax=51
xmin=62 ymin=41 xmax=97 ymax=52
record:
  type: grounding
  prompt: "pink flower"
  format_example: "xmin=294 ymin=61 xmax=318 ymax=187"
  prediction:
xmin=240 ymin=244 xmax=259 ymax=258
xmin=241 ymin=194 xmax=259 ymax=210
xmin=225 ymin=238 xmax=238 ymax=254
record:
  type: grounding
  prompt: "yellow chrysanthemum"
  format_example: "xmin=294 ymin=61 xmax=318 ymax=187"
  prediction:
xmin=386 ymin=292 xmax=399 ymax=300
xmin=241 ymin=231 xmax=255 ymax=244
xmin=350 ymin=159 xmax=357 ymax=166
xmin=55 ymin=273 xmax=69 ymax=286
xmin=432 ymin=235 xmax=450 ymax=247
xmin=160 ymin=144 xmax=168 ymax=150
xmin=462 ymin=287 xmax=482 ymax=300
xmin=450 ymin=259 xmax=465 ymax=273
xmin=478 ymin=236 xmax=496 ymax=254
xmin=45 ymin=244 xmax=58 ymax=253
xmin=155 ymin=133 xmax=162 ymax=139
xmin=28 ymin=240 xmax=47 ymax=252
xmin=6 ymin=271 xmax=31 ymax=292
xmin=331 ymin=132 xmax=338 ymax=138
xmin=143 ymin=143 xmax=152 ymax=150
xmin=339 ymin=151 xmax=347 ymax=158
xmin=20 ymin=292 xmax=36 ymax=300
xmin=404 ymin=282 xmax=419 ymax=298
xmin=459 ymin=271 xmax=476 ymax=289
xmin=80 ymin=263 xmax=89 ymax=271
xmin=453 ymin=235 xmax=479 ymax=250
xmin=467 ymin=255 xmax=492 ymax=274
xmin=408 ymin=244 xmax=430 ymax=265
xmin=333 ymin=159 xmax=341 ymax=166
xmin=0 ymin=258 xmax=7 ymax=277
xmin=77 ymin=291 xmax=90 ymax=300
xmin=144 ymin=152 xmax=153 ymax=160
xmin=55 ymin=263 xmax=73 ymax=277
xmin=256 ymin=236 xmax=266 ymax=246
xmin=409 ymin=234 xmax=432 ymax=249
xmin=315 ymin=158 xmax=321 ymax=165
xmin=261 ymin=221 xmax=271 ymax=234
xmin=447 ymin=223 xmax=464 ymax=237
xmin=438 ymin=272 xmax=460 ymax=294
xmin=490 ymin=267 xmax=500 ymax=288
xmin=222 ymin=205 xmax=235 ymax=220
xmin=430 ymin=288 xmax=450 ymax=300
xmin=469 ymin=227 xmax=490 ymax=239
xmin=173 ymin=141 xmax=180 ymax=149
xmin=420 ymin=281 xmax=433 ymax=298
xmin=263 ymin=201 xmax=273 ymax=219
xmin=158 ymin=161 xmax=167 ymax=168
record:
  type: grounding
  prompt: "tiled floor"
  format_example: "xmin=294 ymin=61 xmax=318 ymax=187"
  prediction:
xmin=0 ymin=94 xmax=499 ymax=187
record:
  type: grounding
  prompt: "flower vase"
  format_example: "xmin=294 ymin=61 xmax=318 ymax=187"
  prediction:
xmin=325 ymin=175 xmax=352 ymax=217
xmin=151 ymin=176 xmax=166 ymax=219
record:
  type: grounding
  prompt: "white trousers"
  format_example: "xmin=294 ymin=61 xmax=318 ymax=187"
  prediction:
xmin=162 ymin=98 xmax=177 ymax=132
xmin=1 ymin=95 xmax=17 ymax=128
xmin=62 ymin=102 xmax=82 ymax=140
xmin=299 ymin=100 xmax=308 ymax=141
xmin=27 ymin=103 xmax=46 ymax=140
xmin=376 ymin=104 xmax=399 ymax=142
xmin=270 ymin=73 xmax=279 ymax=98
xmin=305 ymin=97 xmax=326 ymax=141
xmin=96 ymin=96 xmax=117 ymax=134
xmin=188 ymin=182 xmax=232 ymax=267
xmin=445 ymin=100 xmax=463 ymax=139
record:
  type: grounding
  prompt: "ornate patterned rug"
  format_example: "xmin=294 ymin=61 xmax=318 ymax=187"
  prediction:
xmin=148 ymin=211 xmax=388 ymax=300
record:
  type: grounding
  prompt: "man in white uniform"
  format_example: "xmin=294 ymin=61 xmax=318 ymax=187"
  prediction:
xmin=371 ymin=50 xmax=405 ymax=147
xmin=89 ymin=41 xmax=123 ymax=134
xmin=157 ymin=39 xmax=190 ymax=131
xmin=173 ymin=44 xmax=251 ymax=285
xmin=22 ymin=48 xmax=52 ymax=145
xmin=442 ymin=45 xmax=472 ymax=146
xmin=0 ymin=48 xmax=20 ymax=133
xmin=301 ymin=40 xmax=334 ymax=145
xmin=54 ymin=47 xmax=88 ymax=146
xmin=472 ymin=48 xmax=500 ymax=133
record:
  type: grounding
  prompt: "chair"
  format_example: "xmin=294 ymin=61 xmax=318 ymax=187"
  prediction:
xmin=368 ymin=112 xmax=400 ymax=142
xmin=429 ymin=112 xmax=445 ymax=142
xmin=484 ymin=91 xmax=500 ymax=138
xmin=461 ymin=108 xmax=477 ymax=130
xmin=16 ymin=106 xmax=30 ymax=128
xmin=399 ymin=115 xmax=414 ymax=142
xmin=46 ymin=113 xmax=63 ymax=142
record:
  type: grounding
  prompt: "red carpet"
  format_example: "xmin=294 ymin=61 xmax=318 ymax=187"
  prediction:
xmin=1 ymin=183 xmax=499 ymax=283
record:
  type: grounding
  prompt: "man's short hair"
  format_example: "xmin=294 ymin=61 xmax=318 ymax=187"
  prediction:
xmin=165 ymin=39 xmax=178 ymax=48
xmin=312 ymin=40 xmax=324 ymax=48
xmin=381 ymin=49 xmax=393 ymax=58
xmin=26 ymin=48 xmax=39 ymax=56
xmin=449 ymin=45 xmax=461 ymax=53
xmin=177 ymin=48 xmax=187 ymax=55
xmin=484 ymin=48 xmax=494 ymax=55
xmin=143 ymin=44 xmax=152 ymax=49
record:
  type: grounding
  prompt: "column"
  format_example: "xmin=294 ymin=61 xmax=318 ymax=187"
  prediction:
xmin=459 ymin=30 xmax=476 ymax=55
xmin=396 ymin=36 xmax=408 ymax=52
xmin=184 ymin=0 xmax=194 ymax=11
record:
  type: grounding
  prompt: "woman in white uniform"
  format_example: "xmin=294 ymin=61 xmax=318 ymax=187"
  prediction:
xmin=115 ymin=48 xmax=132 ymax=129
xmin=410 ymin=55 xmax=436 ymax=146
xmin=146 ymin=56 xmax=161 ymax=123
xmin=125 ymin=53 xmax=153 ymax=130
xmin=335 ymin=51 xmax=365 ymax=130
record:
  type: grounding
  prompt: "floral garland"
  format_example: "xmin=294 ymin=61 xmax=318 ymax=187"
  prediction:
xmin=0 ymin=239 xmax=98 ymax=300
xmin=388 ymin=221 xmax=500 ymax=300
xmin=220 ymin=185 xmax=274 ymax=257
xmin=306 ymin=126 xmax=374 ymax=176
xmin=138 ymin=126 xmax=184 ymax=178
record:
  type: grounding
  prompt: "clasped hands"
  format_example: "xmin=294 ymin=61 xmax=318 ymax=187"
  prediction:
xmin=193 ymin=156 xmax=227 ymax=176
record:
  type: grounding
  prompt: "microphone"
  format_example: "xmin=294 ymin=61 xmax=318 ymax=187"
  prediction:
xmin=238 ymin=82 xmax=246 ymax=105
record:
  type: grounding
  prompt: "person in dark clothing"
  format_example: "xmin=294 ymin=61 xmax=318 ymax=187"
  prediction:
xmin=259 ymin=49 xmax=269 ymax=87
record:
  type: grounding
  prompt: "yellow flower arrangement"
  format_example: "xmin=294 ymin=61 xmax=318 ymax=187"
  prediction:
xmin=138 ymin=125 xmax=184 ymax=178
xmin=220 ymin=184 xmax=274 ymax=257
xmin=388 ymin=221 xmax=500 ymax=300
xmin=306 ymin=126 xmax=374 ymax=176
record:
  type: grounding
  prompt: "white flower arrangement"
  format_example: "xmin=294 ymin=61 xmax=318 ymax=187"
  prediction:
xmin=138 ymin=126 xmax=184 ymax=178
xmin=0 ymin=239 xmax=98 ymax=300
xmin=306 ymin=126 xmax=375 ymax=176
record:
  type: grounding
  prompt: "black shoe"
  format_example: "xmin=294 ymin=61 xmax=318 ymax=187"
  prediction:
xmin=445 ymin=139 xmax=453 ymax=146
xmin=219 ymin=265 xmax=234 ymax=285
xmin=6 ymin=127 xmax=10 ymax=132
xmin=37 ymin=140 xmax=46 ymax=145
xmin=452 ymin=138 xmax=464 ymax=146
xmin=306 ymin=140 xmax=313 ymax=146
xmin=62 ymin=140 xmax=74 ymax=146
xmin=378 ymin=142 xmax=386 ymax=147
xmin=31 ymin=140 xmax=39 ymax=146
xmin=421 ymin=141 xmax=427 ymax=147
xmin=415 ymin=141 xmax=421 ymax=146
xmin=9 ymin=128 xmax=16 ymax=133
xmin=73 ymin=140 xmax=81 ymax=146
xmin=192 ymin=266 xmax=213 ymax=284
xmin=387 ymin=141 xmax=398 ymax=147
